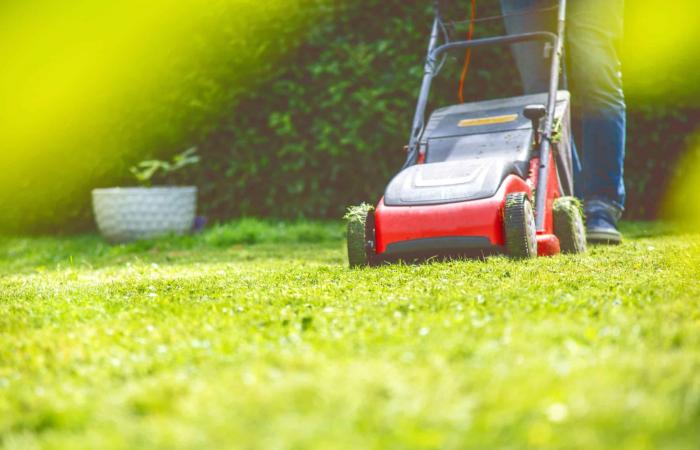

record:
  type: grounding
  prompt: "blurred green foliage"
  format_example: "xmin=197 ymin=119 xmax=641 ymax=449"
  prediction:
xmin=0 ymin=0 xmax=697 ymax=233
xmin=662 ymin=133 xmax=700 ymax=228
xmin=0 ymin=0 xmax=332 ymax=233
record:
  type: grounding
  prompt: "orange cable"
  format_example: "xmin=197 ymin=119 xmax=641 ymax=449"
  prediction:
xmin=458 ymin=0 xmax=476 ymax=103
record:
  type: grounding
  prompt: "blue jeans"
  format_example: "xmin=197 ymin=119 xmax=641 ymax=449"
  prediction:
xmin=499 ymin=0 xmax=626 ymax=210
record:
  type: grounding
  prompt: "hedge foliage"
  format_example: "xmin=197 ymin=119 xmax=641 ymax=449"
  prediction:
xmin=194 ymin=0 xmax=699 ymax=222
xmin=195 ymin=1 xmax=522 ymax=220
xmin=1 ymin=1 xmax=697 ymax=233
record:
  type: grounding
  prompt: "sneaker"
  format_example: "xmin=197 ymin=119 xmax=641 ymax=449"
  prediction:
xmin=584 ymin=198 xmax=622 ymax=244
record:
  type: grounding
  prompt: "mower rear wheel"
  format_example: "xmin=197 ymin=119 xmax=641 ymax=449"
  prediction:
xmin=504 ymin=192 xmax=537 ymax=258
xmin=346 ymin=206 xmax=375 ymax=267
xmin=553 ymin=196 xmax=587 ymax=254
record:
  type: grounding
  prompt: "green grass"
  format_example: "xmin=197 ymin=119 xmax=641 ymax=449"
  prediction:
xmin=1 ymin=220 xmax=699 ymax=449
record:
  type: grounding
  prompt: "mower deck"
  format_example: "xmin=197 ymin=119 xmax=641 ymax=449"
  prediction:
xmin=344 ymin=0 xmax=587 ymax=267
xmin=374 ymin=92 xmax=572 ymax=260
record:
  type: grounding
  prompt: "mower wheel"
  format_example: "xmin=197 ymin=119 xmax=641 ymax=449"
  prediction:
xmin=504 ymin=192 xmax=537 ymax=258
xmin=553 ymin=196 xmax=587 ymax=254
xmin=345 ymin=205 xmax=375 ymax=267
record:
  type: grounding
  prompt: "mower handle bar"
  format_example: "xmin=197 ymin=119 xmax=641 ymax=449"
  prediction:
xmin=427 ymin=32 xmax=557 ymax=66
xmin=403 ymin=0 xmax=567 ymax=232
xmin=404 ymin=31 xmax=558 ymax=172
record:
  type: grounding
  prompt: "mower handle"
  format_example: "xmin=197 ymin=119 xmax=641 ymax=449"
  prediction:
xmin=403 ymin=30 xmax=557 ymax=175
xmin=427 ymin=32 xmax=557 ymax=66
xmin=404 ymin=0 xmax=567 ymax=232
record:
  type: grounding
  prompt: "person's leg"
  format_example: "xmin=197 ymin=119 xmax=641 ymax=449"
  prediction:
xmin=499 ymin=0 xmax=555 ymax=94
xmin=567 ymin=0 xmax=626 ymax=243
xmin=500 ymin=0 xmax=583 ymax=202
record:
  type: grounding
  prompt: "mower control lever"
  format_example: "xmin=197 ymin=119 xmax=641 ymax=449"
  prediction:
xmin=523 ymin=104 xmax=546 ymax=146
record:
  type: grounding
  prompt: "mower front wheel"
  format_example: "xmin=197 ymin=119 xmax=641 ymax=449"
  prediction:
xmin=345 ymin=204 xmax=376 ymax=268
xmin=504 ymin=192 xmax=537 ymax=259
xmin=553 ymin=196 xmax=587 ymax=254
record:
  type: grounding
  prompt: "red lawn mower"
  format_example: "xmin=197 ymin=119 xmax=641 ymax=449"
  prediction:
xmin=345 ymin=0 xmax=586 ymax=266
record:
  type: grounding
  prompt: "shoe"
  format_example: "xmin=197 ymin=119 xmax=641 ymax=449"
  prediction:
xmin=584 ymin=198 xmax=622 ymax=244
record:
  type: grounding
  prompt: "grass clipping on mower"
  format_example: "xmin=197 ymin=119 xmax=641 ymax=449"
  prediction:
xmin=344 ymin=203 xmax=374 ymax=267
xmin=553 ymin=196 xmax=584 ymax=223
xmin=343 ymin=203 xmax=374 ymax=223
xmin=553 ymin=196 xmax=587 ymax=254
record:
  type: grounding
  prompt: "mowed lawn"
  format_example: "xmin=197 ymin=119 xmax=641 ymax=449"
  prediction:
xmin=1 ymin=221 xmax=699 ymax=450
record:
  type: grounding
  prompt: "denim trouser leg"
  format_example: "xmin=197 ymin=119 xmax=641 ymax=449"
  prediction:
xmin=499 ymin=0 xmax=554 ymax=94
xmin=499 ymin=0 xmax=626 ymax=210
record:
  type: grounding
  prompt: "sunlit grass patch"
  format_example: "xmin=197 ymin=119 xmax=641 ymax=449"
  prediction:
xmin=1 ymin=220 xmax=699 ymax=449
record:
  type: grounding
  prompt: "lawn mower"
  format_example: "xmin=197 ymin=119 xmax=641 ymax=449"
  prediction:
xmin=346 ymin=0 xmax=586 ymax=266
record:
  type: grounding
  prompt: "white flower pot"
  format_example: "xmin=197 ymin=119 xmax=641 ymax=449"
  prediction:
xmin=92 ymin=187 xmax=197 ymax=243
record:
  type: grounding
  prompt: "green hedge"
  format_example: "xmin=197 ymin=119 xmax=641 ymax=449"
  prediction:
xmin=195 ymin=1 xmax=523 ymax=219
xmin=194 ymin=0 xmax=699 ymax=222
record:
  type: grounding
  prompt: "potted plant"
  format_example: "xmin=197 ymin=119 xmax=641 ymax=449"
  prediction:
xmin=92 ymin=147 xmax=200 ymax=243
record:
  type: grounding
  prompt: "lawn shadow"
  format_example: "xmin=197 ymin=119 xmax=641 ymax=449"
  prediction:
xmin=0 ymin=219 xmax=345 ymax=275
xmin=0 ymin=238 xmax=344 ymax=276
